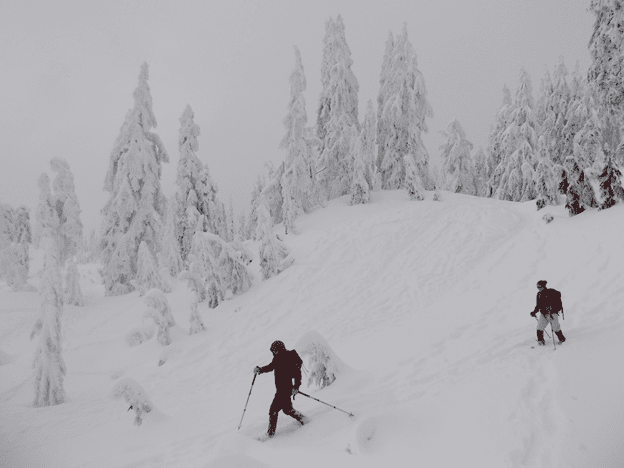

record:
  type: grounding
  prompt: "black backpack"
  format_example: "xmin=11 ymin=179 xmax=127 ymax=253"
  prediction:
xmin=548 ymin=288 xmax=563 ymax=313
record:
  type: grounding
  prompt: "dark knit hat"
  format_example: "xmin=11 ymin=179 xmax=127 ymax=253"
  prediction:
xmin=537 ymin=280 xmax=547 ymax=288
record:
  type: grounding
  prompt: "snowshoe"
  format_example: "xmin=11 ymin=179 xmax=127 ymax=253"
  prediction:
xmin=537 ymin=340 xmax=546 ymax=346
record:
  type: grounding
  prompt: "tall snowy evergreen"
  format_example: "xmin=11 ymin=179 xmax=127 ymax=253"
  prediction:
xmin=32 ymin=237 xmax=66 ymax=407
xmin=439 ymin=119 xmax=476 ymax=195
xmin=2 ymin=206 xmax=32 ymax=291
xmin=349 ymin=126 xmax=370 ymax=205
xmin=256 ymin=203 xmax=292 ymax=280
xmin=100 ymin=63 xmax=169 ymax=295
xmin=159 ymin=198 xmax=183 ymax=277
xmin=360 ymin=100 xmax=379 ymax=191
xmin=485 ymin=86 xmax=513 ymax=197
xmin=496 ymin=68 xmax=538 ymax=202
xmin=50 ymin=157 xmax=83 ymax=267
xmin=280 ymin=46 xmax=315 ymax=235
xmin=588 ymin=0 xmax=624 ymax=146
xmin=135 ymin=240 xmax=171 ymax=296
xmin=534 ymin=136 xmax=560 ymax=210
xmin=34 ymin=173 xmax=59 ymax=250
xmin=377 ymin=24 xmax=433 ymax=192
xmin=376 ymin=32 xmax=395 ymax=178
xmin=174 ymin=105 xmax=221 ymax=265
xmin=317 ymin=15 xmax=360 ymax=200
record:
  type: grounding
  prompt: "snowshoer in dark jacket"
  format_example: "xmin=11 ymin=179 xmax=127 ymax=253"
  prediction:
xmin=254 ymin=340 xmax=308 ymax=437
xmin=530 ymin=280 xmax=566 ymax=345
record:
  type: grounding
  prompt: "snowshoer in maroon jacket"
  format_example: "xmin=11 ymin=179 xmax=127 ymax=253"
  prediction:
xmin=530 ymin=280 xmax=566 ymax=345
xmin=254 ymin=340 xmax=308 ymax=437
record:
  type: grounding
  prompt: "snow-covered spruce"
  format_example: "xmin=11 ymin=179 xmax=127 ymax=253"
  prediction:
xmin=256 ymin=203 xmax=293 ymax=280
xmin=64 ymin=259 xmax=84 ymax=306
xmin=143 ymin=289 xmax=176 ymax=346
xmin=111 ymin=377 xmax=153 ymax=426
xmin=317 ymin=15 xmax=360 ymax=201
xmin=295 ymin=331 xmax=347 ymax=389
xmin=0 ymin=205 xmax=33 ymax=291
xmin=100 ymin=63 xmax=169 ymax=296
xmin=50 ymin=157 xmax=83 ymax=267
xmin=188 ymin=224 xmax=252 ymax=308
xmin=159 ymin=198 xmax=183 ymax=278
xmin=135 ymin=241 xmax=171 ymax=296
xmin=32 ymin=237 xmax=66 ymax=407
xmin=439 ymin=119 xmax=476 ymax=195
xmin=280 ymin=46 xmax=317 ymax=235
xmin=350 ymin=125 xmax=370 ymax=205
xmin=378 ymin=24 xmax=433 ymax=192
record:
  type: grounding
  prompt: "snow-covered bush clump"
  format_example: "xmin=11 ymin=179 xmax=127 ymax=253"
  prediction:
xmin=143 ymin=289 xmax=176 ymax=346
xmin=125 ymin=324 xmax=155 ymax=347
xmin=295 ymin=330 xmax=347 ymax=389
xmin=111 ymin=377 xmax=153 ymax=426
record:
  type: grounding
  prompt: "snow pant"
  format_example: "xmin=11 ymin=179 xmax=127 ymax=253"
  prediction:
xmin=268 ymin=392 xmax=305 ymax=436
xmin=536 ymin=313 xmax=565 ymax=342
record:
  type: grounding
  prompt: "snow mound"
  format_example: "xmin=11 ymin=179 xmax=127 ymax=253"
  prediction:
xmin=295 ymin=330 xmax=349 ymax=389
xmin=125 ymin=323 xmax=155 ymax=347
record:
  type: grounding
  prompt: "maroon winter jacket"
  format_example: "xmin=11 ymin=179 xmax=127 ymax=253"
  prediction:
xmin=258 ymin=349 xmax=302 ymax=396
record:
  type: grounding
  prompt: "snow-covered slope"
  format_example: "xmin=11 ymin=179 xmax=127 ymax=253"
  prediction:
xmin=1 ymin=190 xmax=624 ymax=468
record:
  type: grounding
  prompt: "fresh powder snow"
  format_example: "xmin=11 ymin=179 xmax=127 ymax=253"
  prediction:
xmin=1 ymin=190 xmax=623 ymax=467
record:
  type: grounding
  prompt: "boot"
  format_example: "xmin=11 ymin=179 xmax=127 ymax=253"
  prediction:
xmin=555 ymin=331 xmax=566 ymax=344
xmin=267 ymin=411 xmax=278 ymax=437
xmin=536 ymin=330 xmax=546 ymax=346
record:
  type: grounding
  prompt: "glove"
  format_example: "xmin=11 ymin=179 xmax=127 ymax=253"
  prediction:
xmin=254 ymin=366 xmax=261 ymax=375
xmin=530 ymin=311 xmax=537 ymax=318
xmin=292 ymin=387 xmax=299 ymax=399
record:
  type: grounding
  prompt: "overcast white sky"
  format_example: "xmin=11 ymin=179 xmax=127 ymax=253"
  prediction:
xmin=0 ymin=0 xmax=593 ymax=232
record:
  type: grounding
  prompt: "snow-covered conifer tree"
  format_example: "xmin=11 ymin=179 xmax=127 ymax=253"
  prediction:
xmin=317 ymin=15 xmax=360 ymax=200
xmin=256 ymin=203 xmax=292 ymax=280
xmin=5 ymin=206 xmax=33 ymax=291
xmin=485 ymin=86 xmax=513 ymax=196
xmin=280 ymin=46 xmax=315 ymax=234
xmin=135 ymin=241 xmax=171 ymax=296
xmin=50 ymin=157 xmax=83 ymax=267
xmin=376 ymin=32 xmax=395 ymax=176
xmin=32 ymin=237 xmax=66 ymax=407
xmin=64 ymin=260 xmax=84 ymax=306
xmin=34 ymin=173 xmax=59 ymax=250
xmin=295 ymin=331 xmax=347 ymax=389
xmin=472 ymin=147 xmax=488 ymax=197
xmin=143 ymin=289 xmax=176 ymax=346
xmin=534 ymin=136 xmax=559 ymax=209
xmin=378 ymin=24 xmax=433 ymax=191
xmin=360 ymin=100 xmax=378 ymax=190
xmin=588 ymin=0 xmax=624 ymax=141
xmin=111 ymin=377 xmax=153 ymax=426
xmin=350 ymin=126 xmax=370 ymax=205
xmin=497 ymin=68 xmax=538 ymax=201
xmin=404 ymin=154 xmax=425 ymax=201
xmin=439 ymin=119 xmax=476 ymax=195
xmin=100 ymin=63 xmax=169 ymax=295
xmin=159 ymin=198 xmax=183 ymax=277
xmin=597 ymin=149 xmax=624 ymax=209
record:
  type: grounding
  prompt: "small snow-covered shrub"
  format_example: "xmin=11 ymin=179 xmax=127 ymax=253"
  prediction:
xmin=111 ymin=377 xmax=153 ymax=426
xmin=143 ymin=289 xmax=176 ymax=346
xmin=295 ymin=331 xmax=347 ymax=389
xmin=125 ymin=324 xmax=155 ymax=347
xmin=543 ymin=213 xmax=554 ymax=224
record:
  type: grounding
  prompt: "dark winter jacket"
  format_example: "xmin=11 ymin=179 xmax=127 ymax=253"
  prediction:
xmin=258 ymin=349 xmax=302 ymax=395
xmin=533 ymin=288 xmax=561 ymax=316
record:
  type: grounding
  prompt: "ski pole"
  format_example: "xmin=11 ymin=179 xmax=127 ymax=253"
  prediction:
xmin=238 ymin=374 xmax=257 ymax=430
xmin=298 ymin=391 xmax=354 ymax=417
